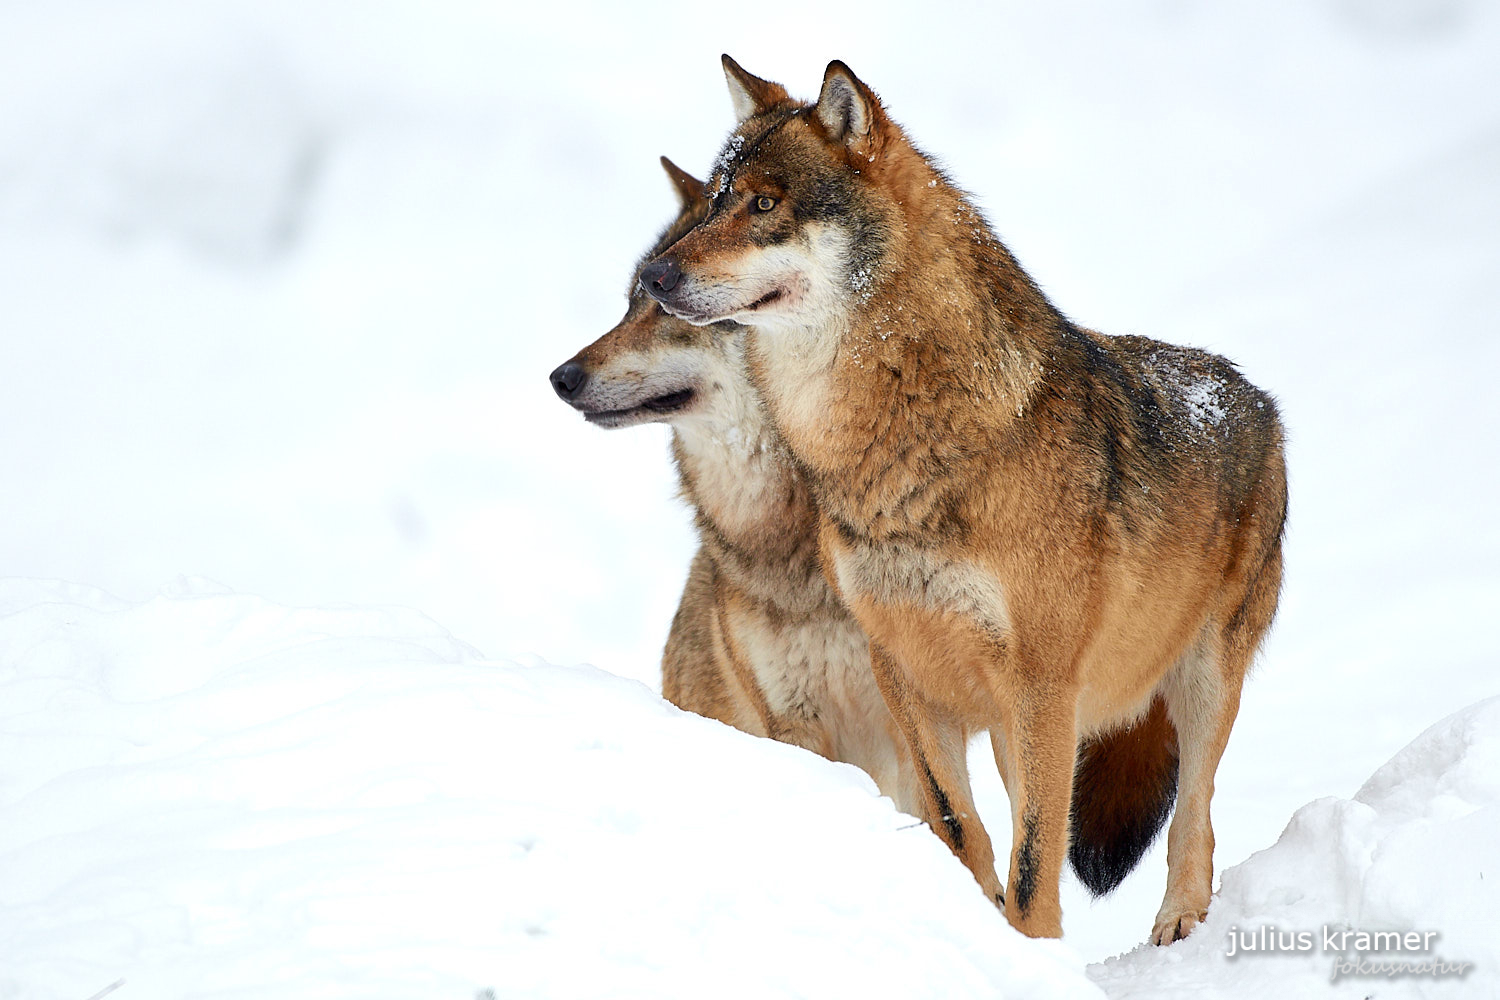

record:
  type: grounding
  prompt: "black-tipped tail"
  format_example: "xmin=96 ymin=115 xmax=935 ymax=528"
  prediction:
xmin=1068 ymin=696 xmax=1179 ymax=897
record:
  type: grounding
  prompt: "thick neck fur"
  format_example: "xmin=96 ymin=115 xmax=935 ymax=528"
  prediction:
xmin=748 ymin=128 xmax=1068 ymax=541
xmin=669 ymin=337 xmax=839 ymax=617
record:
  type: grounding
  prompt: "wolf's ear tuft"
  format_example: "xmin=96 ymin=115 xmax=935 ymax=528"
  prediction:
xmin=660 ymin=156 xmax=706 ymax=211
xmin=722 ymin=54 xmax=789 ymax=122
xmin=815 ymin=60 xmax=876 ymax=146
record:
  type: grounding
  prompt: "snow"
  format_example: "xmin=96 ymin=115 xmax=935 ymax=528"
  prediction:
xmin=1 ymin=0 xmax=1498 ymax=996
xmin=0 ymin=580 xmax=1101 ymax=1000
xmin=1091 ymin=697 xmax=1500 ymax=997
xmin=1180 ymin=377 xmax=1228 ymax=430
xmin=3 ymin=584 xmax=1495 ymax=998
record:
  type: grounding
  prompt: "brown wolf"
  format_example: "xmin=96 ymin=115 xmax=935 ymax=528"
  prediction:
xmin=553 ymin=156 xmax=1185 ymax=910
xmin=640 ymin=57 xmax=1286 ymax=943
xmin=550 ymin=158 xmax=922 ymax=812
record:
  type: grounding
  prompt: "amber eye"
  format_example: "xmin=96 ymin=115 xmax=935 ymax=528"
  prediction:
xmin=753 ymin=195 xmax=778 ymax=213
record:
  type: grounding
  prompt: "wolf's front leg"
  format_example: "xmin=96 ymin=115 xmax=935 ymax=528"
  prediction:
xmin=994 ymin=683 xmax=1078 ymax=939
xmin=868 ymin=644 xmax=1005 ymax=908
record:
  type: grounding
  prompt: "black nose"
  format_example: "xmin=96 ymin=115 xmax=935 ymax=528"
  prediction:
xmin=550 ymin=360 xmax=587 ymax=401
xmin=639 ymin=259 xmax=682 ymax=298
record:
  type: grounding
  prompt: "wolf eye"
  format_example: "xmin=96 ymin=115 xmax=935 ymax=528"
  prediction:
xmin=753 ymin=195 xmax=778 ymax=213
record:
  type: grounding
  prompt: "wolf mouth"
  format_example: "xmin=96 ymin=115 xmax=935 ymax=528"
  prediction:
xmin=657 ymin=287 xmax=783 ymax=325
xmin=746 ymin=287 xmax=784 ymax=311
xmin=582 ymin=387 xmax=697 ymax=426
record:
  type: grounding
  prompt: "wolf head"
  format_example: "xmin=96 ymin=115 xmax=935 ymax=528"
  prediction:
xmin=639 ymin=56 xmax=921 ymax=333
xmin=549 ymin=157 xmax=748 ymax=430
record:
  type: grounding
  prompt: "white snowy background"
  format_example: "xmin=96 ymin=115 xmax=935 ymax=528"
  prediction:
xmin=2 ymin=0 xmax=1497 ymax=997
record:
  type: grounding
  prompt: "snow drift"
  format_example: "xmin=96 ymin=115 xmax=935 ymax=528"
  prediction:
xmin=3 ymin=580 xmax=1495 ymax=998
xmin=1092 ymin=698 xmax=1499 ymax=998
xmin=0 ymin=580 xmax=1098 ymax=1000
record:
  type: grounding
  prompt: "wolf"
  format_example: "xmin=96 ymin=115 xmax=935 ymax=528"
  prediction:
xmin=553 ymin=155 xmax=1184 ymax=909
xmin=550 ymin=157 xmax=921 ymax=812
xmin=639 ymin=57 xmax=1287 ymax=944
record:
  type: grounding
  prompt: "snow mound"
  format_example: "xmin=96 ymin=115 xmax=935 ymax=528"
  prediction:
xmin=1089 ymin=697 xmax=1500 ymax=998
xmin=0 ymin=579 xmax=1099 ymax=1000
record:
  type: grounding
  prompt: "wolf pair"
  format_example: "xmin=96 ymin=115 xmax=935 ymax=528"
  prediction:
xmin=551 ymin=57 xmax=1286 ymax=944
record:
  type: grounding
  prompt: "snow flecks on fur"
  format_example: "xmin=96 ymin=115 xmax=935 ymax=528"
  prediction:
xmin=1145 ymin=349 xmax=1247 ymax=442
xmin=846 ymin=300 xmax=928 ymax=371
xmin=847 ymin=262 xmax=874 ymax=303
xmin=1182 ymin=374 xmax=1229 ymax=430
xmin=708 ymin=132 xmax=745 ymax=201
xmin=949 ymin=201 xmax=1002 ymax=253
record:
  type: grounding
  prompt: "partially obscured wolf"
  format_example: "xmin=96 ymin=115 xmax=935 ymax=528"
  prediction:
xmin=641 ymin=58 xmax=1286 ymax=943
xmin=554 ymin=156 xmax=1184 ymax=910
xmin=550 ymin=158 xmax=920 ymax=812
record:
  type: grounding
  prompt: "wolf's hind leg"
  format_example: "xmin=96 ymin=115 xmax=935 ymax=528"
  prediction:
xmin=1153 ymin=538 xmax=1281 ymax=945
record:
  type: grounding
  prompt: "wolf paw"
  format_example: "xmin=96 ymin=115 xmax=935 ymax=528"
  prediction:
xmin=1151 ymin=908 xmax=1205 ymax=946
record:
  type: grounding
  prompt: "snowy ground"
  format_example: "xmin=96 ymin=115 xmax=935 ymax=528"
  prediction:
xmin=2 ymin=583 xmax=1494 ymax=999
xmin=2 ymin=0 xmax=1498 ymax=996
xmin=0 ymin=580 xmax=1101 ymax=999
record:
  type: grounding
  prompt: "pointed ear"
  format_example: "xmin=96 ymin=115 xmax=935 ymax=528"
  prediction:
xmin=722 ymin=54 xmax=789 ymax=122
xmin=815 ymin=60 xmax=878 ymax=147
xmin=659 ymin=156 xmax=705 ymax=212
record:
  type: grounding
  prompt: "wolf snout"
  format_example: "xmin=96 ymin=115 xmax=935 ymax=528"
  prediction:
xmin=639 ymin=259 xmax=683 ymax=300
xmin=549 ymin=360 xmax=588 ymax=401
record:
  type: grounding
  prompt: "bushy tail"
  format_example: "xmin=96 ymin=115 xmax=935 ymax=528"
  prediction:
xmin=1068 ymin=696 xmax=1179 ymax=897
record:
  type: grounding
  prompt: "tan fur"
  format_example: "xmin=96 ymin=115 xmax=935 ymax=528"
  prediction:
xmin=643 ymin=59 xmax=1287 ymax=941
xmin=660 ymin=547 xmax=768 ymax=738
